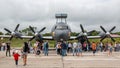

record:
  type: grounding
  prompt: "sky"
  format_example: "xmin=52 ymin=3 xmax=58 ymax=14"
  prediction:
xmin=0 ymin=0 xmax=120 ymax=34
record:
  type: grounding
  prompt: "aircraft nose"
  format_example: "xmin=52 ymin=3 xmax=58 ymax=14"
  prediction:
xmin=55 ymin=30 xmax=69 ymax=41
xmin=58 ymin=30 xmax=67 ymax=36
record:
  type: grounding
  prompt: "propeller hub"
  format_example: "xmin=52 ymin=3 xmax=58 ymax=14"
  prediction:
xmin=83 ymin=33 xmax=87 ymax=36
xmin=35 ymin=33 xmax=38 ymax=36
xmin=12 ymin=32 xmax=15 ymax=35
xmin=106 ymin=32 xmax=110 ymax=35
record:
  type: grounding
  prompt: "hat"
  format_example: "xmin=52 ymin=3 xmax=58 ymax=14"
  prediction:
xmin=15 ymin=50 xmax=18 ymax=53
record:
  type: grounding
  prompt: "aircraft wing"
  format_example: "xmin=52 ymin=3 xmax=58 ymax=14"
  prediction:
xmin=109 ymin=34 xmax=120 ymax=38
xmin=70 ymin=34 xmax=120 ymax=40
xmin=21 ymin=36 xmax=53 ymax=40
xmin=0 ymin=35 xmax=11 ymax=38
xmin=70 ymin=36 xmax=101 ymax=40
xmin=0 ymin=35 xmax=53 ymax=40
xmin=69 ymin=36 xmax=77 ymax=40
xmin=1 ymin=34 xmax=120 ymax=40
xmin=21 ymin=36 xmax=33 ymax=38
xmin=87 ymin=36 xmax=101 ymax=39
xmin=88 ymin=34 xmax=120 ymax=39
xmin=42 ymin=36 xmax=53 ymax=40
xmin=0 ymin=35 xmax=33 ymax=39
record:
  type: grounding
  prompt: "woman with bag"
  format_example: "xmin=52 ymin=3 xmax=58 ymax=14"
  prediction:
xmin=21 ymin=42 xmax=29 ymax=66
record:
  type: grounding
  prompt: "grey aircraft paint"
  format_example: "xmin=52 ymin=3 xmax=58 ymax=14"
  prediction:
xmin=51 ymin=14 xmax=71 ymax=42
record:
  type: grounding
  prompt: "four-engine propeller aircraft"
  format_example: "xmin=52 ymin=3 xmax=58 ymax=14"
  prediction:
xmin=0 ymin=13 xmax=120 ymax=44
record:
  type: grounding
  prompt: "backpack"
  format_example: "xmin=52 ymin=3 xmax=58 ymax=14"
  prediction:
xmin=23 ymin=46 xmax=30 ymax=53
xmin=46 ymin=42 xmax=48 ymax=48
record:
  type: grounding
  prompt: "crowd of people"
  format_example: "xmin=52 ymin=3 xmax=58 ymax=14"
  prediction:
xmin=1 ymin=40 xmax=120 ymax=66
xmin=1 ymin=41 xmax=120 ymax=57
xmin=55 ymin=41 xmax=120 ymax=56
xmin=0 ymin=41 xmax=11 ymax=57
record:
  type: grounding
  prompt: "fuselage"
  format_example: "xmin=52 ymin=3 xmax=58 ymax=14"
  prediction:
xmin=51 ymin=22 xmax=71 ymax=42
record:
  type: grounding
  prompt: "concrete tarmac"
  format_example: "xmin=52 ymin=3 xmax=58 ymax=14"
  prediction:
xmin=0 ymin=50 xmax=120 ymax=68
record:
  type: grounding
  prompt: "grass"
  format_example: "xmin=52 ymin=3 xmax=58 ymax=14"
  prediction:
xmin=0 ymin=38 xmax=56 ymax=48
xmin=0 ymin=38 xmax=120 ymax=48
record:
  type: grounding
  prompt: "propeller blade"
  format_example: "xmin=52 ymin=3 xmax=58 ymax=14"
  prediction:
xmin=9 ymin=36 xmax=13 ymax=41
xmin=100 ymin=26 xmax=107 ymax=33
xmin=100 ymin=35 xmax=107 ymax=42
xmin=109 ymin=26 xmax=116 ymax=33
xmin=29 ymin=26 xmax=35 ymax=33
xmin=4 ymin=28 xmax=12 ymax=33
xmin=38 ymin=27 xmax=46 ymax=33
xmin=80 ymin=24 xmax=84 ymax=33
xmin=87 ymin=30 xmax=95 ymax=36
xmin=109 ymin=35 xmax=115 ymax=42
xmin=76 ymin=35 xmax=80 ymax=39
xmin=29 ymin=36 xmax=35 ymax=41
xmin=14 ymin=24 xmax=20 ymax=31
xmin=37 ymin=35 xmax=43 ymax=42
xmin=85 ymin=36 xmax=90 ymax=43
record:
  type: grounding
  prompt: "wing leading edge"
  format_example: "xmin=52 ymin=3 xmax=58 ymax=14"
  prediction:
xmin=1 ymin=34 xmax=120 ymax=40
xmin=0 ymin=35 xmax=53 ymax=40
xmin=70 ymin=34 xmax=120 ymax=40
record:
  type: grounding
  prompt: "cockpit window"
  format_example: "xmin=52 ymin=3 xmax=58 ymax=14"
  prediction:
xmin=56 ymin=26 xmax=68 ymax=30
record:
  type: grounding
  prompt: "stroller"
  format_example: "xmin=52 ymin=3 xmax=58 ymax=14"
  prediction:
xmin=36 ymin=49 xmax=41 ymax=55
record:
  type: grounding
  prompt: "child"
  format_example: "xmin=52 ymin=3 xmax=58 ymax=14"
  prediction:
xmin=13 ymin=50 xmax=20 ymax=65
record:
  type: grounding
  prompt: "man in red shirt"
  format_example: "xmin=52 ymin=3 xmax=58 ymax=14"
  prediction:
xmin=92 ymin=42 xmax=97 ymax=56
xmin=13 ymin=50 xmax=20 ymax=65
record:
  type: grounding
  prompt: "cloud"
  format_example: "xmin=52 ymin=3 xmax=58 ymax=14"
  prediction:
xmin=0 ymin=0 xmax=120 ymax=34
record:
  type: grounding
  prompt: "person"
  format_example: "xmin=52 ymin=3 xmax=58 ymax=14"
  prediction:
xmin=6 ymin=42 xmax=11 ymax=57
xmin=13 ymin=50 xmax=20 ymax=66
xmin=2 ymin=42 xmax=6 ymax=51
xmin=108 ymin=42 xmax=113 ymax=56
xmin=22 ymin=42 xmax=29 ymax=66
xmin=114 ymin=42 xmax=117 ymax=51
xmin=43 ymin=41 xmax=49 ymax=56
xmin=91 ymin=42 xmax=97 ymax=56
xmin=116 ymin=43 xmax=119 ymax=51
xmin=33 ymin=42 xmax=38 ymax=54
xmin=61 ymin=41 xmax=67 ymax=57
xmin=28 ymin=41 xmax=32 ymax=53
xmin=64 ymin=41 xmax=68 ymax=56
xmin=100 ymin=42 xmax=103 ymax=52
xmin=83 ymin=42 xmax=87 ymax=51
xmin=108 ymin=43 xmax=112 ymax=56
xmin=56 ymin=42 xmax=61 ymax=55
xmin=102 ymin=43 xmax=105 ymax=52
xmin=76 ymin=42 xmax=82 ymax=56
xmin=67 ymin=42 xmax=72 ymax=53
xmin=72 ymin=42 xmax=77 ymax=56
xmin=118 ymin=42 xmax=120 ymax=51
xmin=36 ymin=41 xmax=42 ymax=55
xmin=104 ymin=43 xmax=108 ymax=52
xmin=0 ymin=42 xmax=2 ymax=51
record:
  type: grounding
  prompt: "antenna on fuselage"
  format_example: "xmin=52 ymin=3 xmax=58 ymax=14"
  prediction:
xmin=55 ymin=13 xmax=67 ymax=23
